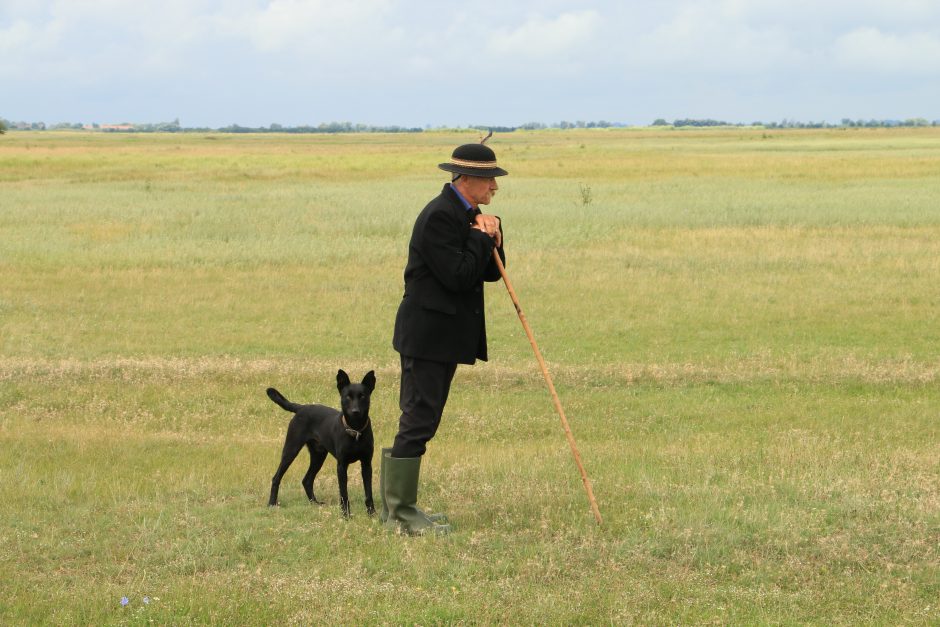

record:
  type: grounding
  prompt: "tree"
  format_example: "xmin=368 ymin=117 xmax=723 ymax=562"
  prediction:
xmin=0 ymin=118 xmax=6 ymax=134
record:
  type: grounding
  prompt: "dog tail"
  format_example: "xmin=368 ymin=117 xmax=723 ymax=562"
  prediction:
xmin=266 ymin=387 xmax=301 ymax=413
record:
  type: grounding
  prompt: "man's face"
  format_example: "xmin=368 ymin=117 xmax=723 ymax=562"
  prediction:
xmin=458 ymin=175 xmax=499 ymax=206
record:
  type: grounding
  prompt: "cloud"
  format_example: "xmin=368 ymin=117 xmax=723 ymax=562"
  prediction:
xmin=0 ymin=19 xmax=38 ymax=53
xmin=485 ymin=11 xmax=600 ymax=60
xmin=0 ymin=0 xmax=220 ymax=79
xmin=0 ymin=14 xmax=68 ymax=78
xmin=228 ymin=0 xmax=395 ymax=53
xmin=833 ymin=27 xmax=940 ymax=74
xmin=3 ymin=0 xmax=940 ymax=126
xmin=607 ymin=0 xmax=940 ymax=78
xmin=635 ymin=3 xmax=807 ymax=73
xmin=700 ymin=0 xmax=940 ymax=26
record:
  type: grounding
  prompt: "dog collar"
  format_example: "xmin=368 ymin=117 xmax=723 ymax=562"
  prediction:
xmin=342 ymin=414 xmax=369 ymax=441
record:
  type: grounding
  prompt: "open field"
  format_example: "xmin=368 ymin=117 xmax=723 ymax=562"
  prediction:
xmin=1 ymin=128 xmax=938 ymax=624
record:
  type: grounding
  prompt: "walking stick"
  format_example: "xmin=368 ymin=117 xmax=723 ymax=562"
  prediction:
xmin=492 ymin=249 xmax=603 ymax=525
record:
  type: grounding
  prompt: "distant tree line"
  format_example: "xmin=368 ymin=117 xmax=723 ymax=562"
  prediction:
xmin=217 ymin=122 xmax=423 ymax=133
xmin=3 ymin=116 xmax=939 ymax=133
xmin=0 ymin=118 xmax=426 ymax=133
xmin=512 ymin=121 xmax=624 ymax=130
xmin=0 ymin=117 xmax=626 ymax=133
xmin=652 ymin=117 xmax=940 ymax=128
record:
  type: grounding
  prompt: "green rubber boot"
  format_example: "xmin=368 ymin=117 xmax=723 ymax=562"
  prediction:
xmin=380 ymin=448 xmax=447 ymax=525
xmin=383 ymin=454 xmax=451 ymax=536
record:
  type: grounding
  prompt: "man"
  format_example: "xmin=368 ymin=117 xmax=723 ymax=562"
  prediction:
xmin=382 ymin=142 xmax=508 ymax=535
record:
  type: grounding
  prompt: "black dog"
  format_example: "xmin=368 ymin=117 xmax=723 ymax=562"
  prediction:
xmin=265 ymin=369 xmax=376 ymax=517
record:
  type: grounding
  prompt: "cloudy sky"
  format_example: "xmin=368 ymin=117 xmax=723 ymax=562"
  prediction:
xmin=2 ymin=0 xmax=939 ymax=127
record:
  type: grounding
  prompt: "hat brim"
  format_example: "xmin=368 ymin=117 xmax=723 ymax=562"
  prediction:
xmin=439 ymin=163 xmax=508 ymax=177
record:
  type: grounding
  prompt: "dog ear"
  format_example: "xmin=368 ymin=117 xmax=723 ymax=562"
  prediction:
xmin=362 ymin=370 xmax=376 ymax=393
xmin=336 ymin=369 xmax=350 ymax=392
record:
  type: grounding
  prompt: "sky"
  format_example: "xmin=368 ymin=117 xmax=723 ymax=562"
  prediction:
xmin=2 ymin=0 xmax=940 ymax=128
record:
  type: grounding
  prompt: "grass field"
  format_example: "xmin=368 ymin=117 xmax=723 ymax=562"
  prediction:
xmin=1 ymin=128 xmax=938 ymax=624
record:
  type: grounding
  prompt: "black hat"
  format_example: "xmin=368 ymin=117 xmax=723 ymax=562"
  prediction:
xmin=438 ymin=143 xmax=508 ymax=177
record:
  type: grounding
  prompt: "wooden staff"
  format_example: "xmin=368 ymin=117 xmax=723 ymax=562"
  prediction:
xmin=492 ymin=249 xmax=603 ymax=525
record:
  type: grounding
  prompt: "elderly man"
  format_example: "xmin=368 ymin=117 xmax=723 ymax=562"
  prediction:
xmin=381 ymin=142 xmax=508 ymax=535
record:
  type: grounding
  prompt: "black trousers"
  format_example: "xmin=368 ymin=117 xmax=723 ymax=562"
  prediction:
xmin=392 ymin=354 xmax=458 ymax=458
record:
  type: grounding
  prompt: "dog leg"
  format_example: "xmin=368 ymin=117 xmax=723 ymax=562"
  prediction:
xmin=269 ymin=441 xmax=305 ymax=506
xmin=302 ymin=445 xmax=329 ymax=504
xmin=336 ymin=463 xmax=351 ymax=517
xmin=361 ymin=460 xmax=375 ymax=516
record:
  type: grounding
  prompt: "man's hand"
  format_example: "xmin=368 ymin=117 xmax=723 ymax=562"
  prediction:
xmin=473 ymin=214 xmax=502 ymax=247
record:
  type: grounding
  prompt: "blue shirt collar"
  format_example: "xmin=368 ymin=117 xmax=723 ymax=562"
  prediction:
xmin=449 ymin=182 xmax=475 ymax=212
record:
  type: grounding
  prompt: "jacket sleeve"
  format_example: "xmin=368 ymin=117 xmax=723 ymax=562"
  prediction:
xmin=417 ymin=207 xmax=496 ymax=293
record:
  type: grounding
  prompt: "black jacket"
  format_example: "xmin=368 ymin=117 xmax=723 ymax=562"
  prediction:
xmin=392 ymin=184 xmax=505 ymax=364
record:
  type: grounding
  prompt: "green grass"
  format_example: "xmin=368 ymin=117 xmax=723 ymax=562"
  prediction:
xmin=1 ymin=128 xmax=938 ymax=624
